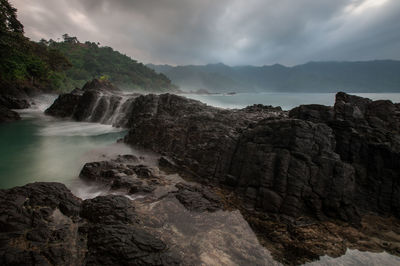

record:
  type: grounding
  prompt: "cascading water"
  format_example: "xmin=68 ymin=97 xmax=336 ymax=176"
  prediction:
xmin=82 ymin=93 xmax=136 ymax=128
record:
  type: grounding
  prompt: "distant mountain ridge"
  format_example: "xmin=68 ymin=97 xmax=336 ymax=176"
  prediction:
xmin=147 ymin=60 xmax=400 ymax=93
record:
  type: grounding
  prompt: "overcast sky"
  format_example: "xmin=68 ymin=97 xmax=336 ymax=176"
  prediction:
xmin=10 ymin=0 xmax=400 ymax=66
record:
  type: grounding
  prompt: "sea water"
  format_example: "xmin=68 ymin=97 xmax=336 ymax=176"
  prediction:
xmin=186 ymin=92 xmax=400 ymax=110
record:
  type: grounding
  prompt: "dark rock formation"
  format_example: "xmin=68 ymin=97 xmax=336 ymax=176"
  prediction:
xmin=174 ymin=183 xmax=223 ymax=212
xmin=0 ymin=182 xmax=180 ymax=265
xmin=0 ymin=95 xmax=30 ymax=109
xmin=0 ymin=105 xmax=20 ymax=123
xmin=80 ymin=195 xmax=179 ymax=266
xmin=289 ymin=92 xmax=400 ymax=218
xmin=0 ymin=95 xmax=31 ymax=123
xmin=46 ymin=80 xmax=400 ymax=224
xmin=45 ymin=78 xmax=400 ymax=225
xmin=121 ymin=93 xmax=362 ymax=223
xmin=46 ymin=79 xmax=138 ymax=127
xmin=79 ymin=155 xmax=159 ymax=194
xmin=0 ymin=183 xmax=83 ymax=265
xmin=122 ymin=91 xmax=400 ymax=224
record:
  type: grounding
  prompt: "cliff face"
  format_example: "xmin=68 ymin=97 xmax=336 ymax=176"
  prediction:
xmin=121 ymin=92 xmax=400 ymax=224
xmin=290 ymin=92 xmax=400 ymax=217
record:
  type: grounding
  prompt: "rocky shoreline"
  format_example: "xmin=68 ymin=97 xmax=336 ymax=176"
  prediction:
xmin=1 ymin=79 xmax=400 ymax=265
xmin=0 ymin=95 xmax=31 ymax=123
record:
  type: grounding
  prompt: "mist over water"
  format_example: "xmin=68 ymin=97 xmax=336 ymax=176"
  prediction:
xmin=186 ymin=92 xmax=400 ymax=110
xmin=0 ymin=95 xmax=129 ymax=189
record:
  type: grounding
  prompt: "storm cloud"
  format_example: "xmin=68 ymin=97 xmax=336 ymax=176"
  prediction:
xmin=10 ymin=0 xmax=400 ymax=65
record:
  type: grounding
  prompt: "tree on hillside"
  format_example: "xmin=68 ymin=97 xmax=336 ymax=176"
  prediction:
xmin=62 ymin=33 xmax=79 ymax=44
xmin=0 ymin=0 xmax=72 ymax=93
xmin=0 ymin=0 xmax=23 ymax=34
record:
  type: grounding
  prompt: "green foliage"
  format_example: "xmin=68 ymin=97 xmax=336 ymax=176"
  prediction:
xmin=0 ymin=0 xmax=71 ymax=93
xmin=99 ymin=74 xmax=110 ymax=81
xmin=47 ymin=37 xmax=177 ymax=92
xmin=0 ymin=0 xmax=23 ymax=34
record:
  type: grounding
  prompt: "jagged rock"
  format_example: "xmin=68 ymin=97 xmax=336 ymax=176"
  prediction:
xmin=45 ymin=80 xmax=400 ymax=223
xmin=289 ymin=92 xmax=400 ymax=218
xmin=45 ymin=79 xmax=137 ymax=127
xmin=45 ymin=93 xmax=81 ymax=118
xmin=0 ymin=95 xmax=30 ymax=109
xmin=228 ymin=118 xmax=358 ymax=222
xmin=174 ymin=183 xmax=223 ymax=212
xmin=79 ymin=156 xmax=159 ymax=194
xmin=0 ymin=182 xmax=83 ymax=265
xmin=0 ymin=182 xmax=180 ymax=266
xmin=121 ymin=93 xmax=361 ymax=223
xmin=288 ymin=104 xmax=334 ymax=124
xmin=80 ymin=195 xmax=138 ymax=224
xmin=0 ymin=105 xmax=20 ymax=123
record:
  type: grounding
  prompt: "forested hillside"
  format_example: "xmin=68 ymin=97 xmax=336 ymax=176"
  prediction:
xmin=0 ymin=0 xmax=70 ymax=96
xmin=45 ymin=35 xmax=177 ymax=92
xmin=0 ymin=0 xmax=176 ymax=96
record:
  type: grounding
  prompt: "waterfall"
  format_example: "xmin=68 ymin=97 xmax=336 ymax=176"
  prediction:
xmin=99 ymin=97 xmax=111 ymax=124
xmin=109 ymin=96 xmax=130 ymax=126
xmin=79 ymin=93 xmax=136 ymax=127
xmin=87 ymin=94 xmax=103 ymax=122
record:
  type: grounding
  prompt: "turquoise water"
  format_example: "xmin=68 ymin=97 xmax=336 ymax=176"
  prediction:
xmin=0 ymin=97 xmax=130 ymax=189
xmin=187 ymin=92 xmax=400 ymax=110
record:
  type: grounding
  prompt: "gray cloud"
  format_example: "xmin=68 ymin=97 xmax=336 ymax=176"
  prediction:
xmin=10 ymin=0 xmax=400 ymax=65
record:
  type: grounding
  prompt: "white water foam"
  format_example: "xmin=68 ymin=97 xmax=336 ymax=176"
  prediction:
xmin=108 ymin=96 xmax=130 ymax=125
xmin=37 ymin=121 xmax=124 ymax=137
xmin=17 ymin=94 xmax=57 ymax=118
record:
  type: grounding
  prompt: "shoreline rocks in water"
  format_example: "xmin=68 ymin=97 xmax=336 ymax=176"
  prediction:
xmin=0 ymin=182 xmax=180 ymax=265
xmin=0 ymin=95 xmax=31 ymax=123
xmin=9 ymin=78 xmax=398 ymax=264
xmin=0 ymin=105 xmax=21 ymax=123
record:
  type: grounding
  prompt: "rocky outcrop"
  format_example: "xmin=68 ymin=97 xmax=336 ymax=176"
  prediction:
xmin=45 ymin=80 xmax=400 ymax=224
xmin=0 ymin=95 xmax=30 ymax=109
xmin=46 ymin=79 xmax=138 ymax=127
xmin=0 ymin=105 xmax=20 ymax=123
xmin=289 ymin=92 xmax=400 ymax=218
xmin=121 ymin=94 xmax=361 ymax=223
xmin=79 ymin=155 xmax=159 ymax=194
xmin=122 ymin=91 xmax=400 ymax=224
xmin=0 ymin=95 xmax=31 ymax=123
xmin=0 ymin=182 xmax=180 ymax=265
xmin=173 ymin=182 xmax=223 ymax=212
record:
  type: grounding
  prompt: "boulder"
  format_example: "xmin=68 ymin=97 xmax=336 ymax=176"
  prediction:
xmin=0 ymin=105 xmax=20 ymax=123
xmin=0 ymin=182 xmax=180 ymax=265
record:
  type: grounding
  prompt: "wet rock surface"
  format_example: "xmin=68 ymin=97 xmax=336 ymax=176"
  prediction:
xmin=79 ymin=155 xmax=160 ymax=195
xmin=289 ymin=92 xmax=400 ymax=218
xmin=0 ymin=94 xmax=31 ymax=123
xmin=45 ymin=79 xmax=139 ymax=127
xmin=0 ymin=182 xmax=181 ymax=266
xmin=0 ymin=95 xmax=30 ymax=109
xmin=174 ymin=182 xmax=223 ymax=212
xmin=0 ymin=105 xmax=20 ymax=123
